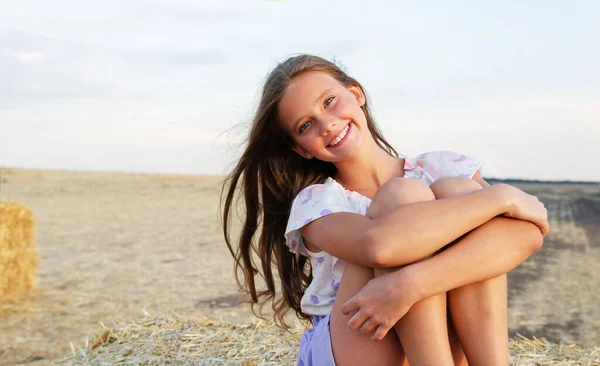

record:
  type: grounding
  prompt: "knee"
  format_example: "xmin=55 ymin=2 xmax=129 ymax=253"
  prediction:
xmin=430 ymin=177 xmax=483 ymax=199
xmin=367 ymin=178 xmax=435 ymax=218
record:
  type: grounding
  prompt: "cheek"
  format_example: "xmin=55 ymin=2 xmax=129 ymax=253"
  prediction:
xmin=336 ymin=97 xmax=353 ymax=111
xmin=339 ymin=97 xmax=365 ymax=119
xmin=297 ymin=132 xmax=319 ymax=148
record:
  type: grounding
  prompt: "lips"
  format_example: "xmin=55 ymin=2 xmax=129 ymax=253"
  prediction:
xmin=327 ymin=123 xmax=351 ymax=148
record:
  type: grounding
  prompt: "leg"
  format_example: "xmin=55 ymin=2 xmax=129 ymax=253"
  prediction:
xmin=374 ymin=266 xmax=454 ymax=365
xmin=447 ymin=307 xmax=469 ymax=366
xmin=448 ymin=276 xmax=507 ymax=366
xmin=366 ymin=178 xmax=455 ymax=365
xmin=330 ymin=178 xmax=445 ymax=366
xmin=430 ymin=177 xmax=508 ymax=366
xmin=330 ymin=263 xmax=409 ymax=366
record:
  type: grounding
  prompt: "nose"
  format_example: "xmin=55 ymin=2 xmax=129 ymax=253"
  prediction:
xmin=320 ymin=117 xmax=337 ymax=136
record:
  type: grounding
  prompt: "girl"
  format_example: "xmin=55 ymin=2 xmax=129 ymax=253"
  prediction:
xmin=221 ymin=54 xmax=549 ymax=366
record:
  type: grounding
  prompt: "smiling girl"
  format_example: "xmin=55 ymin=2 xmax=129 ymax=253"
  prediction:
xmin=222 ymin=54 xmax=548 ymax=365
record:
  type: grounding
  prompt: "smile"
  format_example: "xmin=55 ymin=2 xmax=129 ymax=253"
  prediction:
xmin=327 ymin=124 xmax=351 ymax=148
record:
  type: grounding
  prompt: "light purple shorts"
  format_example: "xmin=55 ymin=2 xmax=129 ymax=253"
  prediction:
xmin=296 ymin=313 xmax=336 ymax=366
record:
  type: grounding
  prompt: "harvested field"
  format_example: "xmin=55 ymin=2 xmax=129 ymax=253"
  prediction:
xmin=505 ymin=182 xmax=600 ymax=347
xmin=54 ymin=313 xmax=600 ymax=365
xmin=0 ymin=167 xmax=598 ymax=365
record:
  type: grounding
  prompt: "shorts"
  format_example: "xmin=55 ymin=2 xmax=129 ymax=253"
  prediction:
xmin=296 ymin=313 xmax=336 ymax=366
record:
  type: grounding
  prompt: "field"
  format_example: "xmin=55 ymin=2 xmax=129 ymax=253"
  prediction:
xmin=501 ymin=181 xmax=600 ymax=347
xmin=0 ymin=168 xmax=598 ymax=365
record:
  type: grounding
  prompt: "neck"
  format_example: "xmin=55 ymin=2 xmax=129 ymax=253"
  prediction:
xmin=333 ymin=137 xmax=403 ymax=191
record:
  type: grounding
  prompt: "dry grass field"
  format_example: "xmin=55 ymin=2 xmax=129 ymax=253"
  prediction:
xmin=0 ymin=167 xmax=598 ymax=365
xmin=502 ymin=181 xmax=600 ymax=348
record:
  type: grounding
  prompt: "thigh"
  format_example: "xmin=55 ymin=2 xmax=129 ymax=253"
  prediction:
xmin=330 ymin=263 xmax=408 ymax=366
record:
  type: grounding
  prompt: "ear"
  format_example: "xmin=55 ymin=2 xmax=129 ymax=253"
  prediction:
xmin=290 ymin=143 xmax=312 ymax=159
xmin=348 ymin=84 xmax=366 ymax=107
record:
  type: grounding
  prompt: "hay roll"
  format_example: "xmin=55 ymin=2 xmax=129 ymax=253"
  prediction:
xmin=0 ymin=201 xmax=38 ymax=296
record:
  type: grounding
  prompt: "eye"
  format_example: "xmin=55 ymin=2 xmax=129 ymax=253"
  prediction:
xmin=324 ymin=96 xmax=334 ymax=107
xmin=299 ymin=121 xmax=311 ymax=134
xmin=297 ymin=97 xmax=334 ymax=134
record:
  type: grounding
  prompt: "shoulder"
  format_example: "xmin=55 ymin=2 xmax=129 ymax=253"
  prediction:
xmin=290 ymin=179 xmax=348 ymax=212
xmin=285 ymin=179 xmax=356 ymax=256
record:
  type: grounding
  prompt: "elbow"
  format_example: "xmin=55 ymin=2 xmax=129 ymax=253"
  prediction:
xmin=363 ymin=229 xmax=413 ymax=268
xmin=363 ymin=229 xmax=389 ymax=268
xmin=529 ymin=227 xmax=545 ymax=253
xmin=521 ymin=221 xmax=544 ymax=254
xmin=368 ymin=247 xmax=389 ymax=268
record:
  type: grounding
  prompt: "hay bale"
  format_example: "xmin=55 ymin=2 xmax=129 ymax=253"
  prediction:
xmin=0 ymin=201 xmax=38 ymax=297
xmin=55 ymin=312 xmax=600 ymax=365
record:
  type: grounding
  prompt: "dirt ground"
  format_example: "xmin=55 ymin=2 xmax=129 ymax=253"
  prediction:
xmin=0 ymin=168 xmax=598 ymax=365
xmin=505 ymin=181 xmax=600 ymax=348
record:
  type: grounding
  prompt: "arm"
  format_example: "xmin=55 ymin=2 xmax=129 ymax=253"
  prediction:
xmin=408 ymin=171 xmax=544 ymax=296
xmin=406 ymin=215 xmax=542 ymax=300
xmin=301 ymin=183 xmax=511 ymax=267
xmin=341 ymin=214 xmax=544 ymax=340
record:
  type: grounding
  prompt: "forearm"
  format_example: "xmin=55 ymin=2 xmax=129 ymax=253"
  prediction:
xmin=367 ymin=184 xmax=511 ymax=266
xmin=401 ymin=216 xmax=542 ymax=301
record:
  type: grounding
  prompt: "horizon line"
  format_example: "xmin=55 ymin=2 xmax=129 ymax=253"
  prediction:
xmin=1 ymin=165 xmax=599 ymax=185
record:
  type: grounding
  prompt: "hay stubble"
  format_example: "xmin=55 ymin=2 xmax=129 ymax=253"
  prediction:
xmin=0 ymin=168 xmax=598 ymax=365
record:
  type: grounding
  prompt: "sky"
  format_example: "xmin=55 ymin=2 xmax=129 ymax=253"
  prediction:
xmin=0 ymin=1 xmax=598 ymax=181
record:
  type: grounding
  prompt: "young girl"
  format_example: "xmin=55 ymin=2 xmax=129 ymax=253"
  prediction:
xmin=221 ymin=54 xmax=549 ymax=366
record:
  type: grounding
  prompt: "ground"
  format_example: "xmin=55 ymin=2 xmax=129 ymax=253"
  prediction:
xmin=0 ymin=168 xmax=598 ymax=365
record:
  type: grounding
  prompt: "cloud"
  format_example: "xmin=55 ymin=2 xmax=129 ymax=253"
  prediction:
xmin=113 ymin=48 xmax=226 ymax=66
xmin=0 ymin=32 xmax=120 ymax=105
xmin=130 ymin=2 xmax=266 ymax=25
xmin=9 ymin=50 xmax=46 ymax=64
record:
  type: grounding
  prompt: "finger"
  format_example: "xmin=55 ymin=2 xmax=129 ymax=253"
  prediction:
xmin=534 ymin=217 xmax=547 ymax=236
xmin=372 ymin=325 xmax=391 ymax=341
xmin=543 ymin=220 xmax=550 ymax=236
xmin=347 ymin=310 xmax=368 ymax=330
xmin=341 ymin=296 xmax=359 ymax=315
xmin=537 ymin=217 xmax=549 ymax=237
xmin=359 ymin=318 xmax=377 ymax=335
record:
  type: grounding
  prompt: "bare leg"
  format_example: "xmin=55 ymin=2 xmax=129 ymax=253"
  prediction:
xmin=373 ymin=266 xmax=454 ymax=365
xmin=367 ymin=178 xmax=455 ymax=365
xmin=330 ymin=178 xmax=451 ymax=365
xmin=448 ymin=276 xmax=507 ymax=366
xmin=330 ymin=263 xmax=409 ymax=366
xmin=430 ymin=177 xmax=509 ymax=365
xmin=447 ymin=308 xmax=469 ymax=366
xmin=331 ymin=176 xmax=530 ymax=365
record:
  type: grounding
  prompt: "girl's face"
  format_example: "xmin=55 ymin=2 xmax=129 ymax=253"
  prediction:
xmin=278 ymin=71 xmax=368 ymax=163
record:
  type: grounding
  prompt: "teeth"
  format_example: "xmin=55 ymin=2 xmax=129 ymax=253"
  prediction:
xmin=329 ymin=125 xmax=350 ymax=147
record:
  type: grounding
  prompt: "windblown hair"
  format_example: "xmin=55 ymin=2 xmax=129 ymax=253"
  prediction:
xmin=221 ymin=54 xmax=399 ymax=328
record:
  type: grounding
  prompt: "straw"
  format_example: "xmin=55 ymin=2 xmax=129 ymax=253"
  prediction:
xmin=55 ymin=311 xmax=304 ymax=365
xmin=55 ymin=312 xmax=600 ymax=365
xmin=0 ymin=201 xmax=38 ymax=297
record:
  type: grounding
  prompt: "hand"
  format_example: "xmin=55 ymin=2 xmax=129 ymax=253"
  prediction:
xmin=496 ymin=184 xmax=550 ymax=236
xmin=341 ymin=269 xmax=419 ymax=341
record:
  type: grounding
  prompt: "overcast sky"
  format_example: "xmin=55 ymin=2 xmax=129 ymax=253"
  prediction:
xmin=1 ymin=1 xmax=598 ymax=181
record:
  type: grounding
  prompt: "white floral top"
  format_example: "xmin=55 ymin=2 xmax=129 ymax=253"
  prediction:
xmin=284 ymin=151 xmax=484 ymax=316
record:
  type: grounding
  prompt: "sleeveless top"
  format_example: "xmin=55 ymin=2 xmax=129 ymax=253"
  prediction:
xmin=284 ymin=150 xmax=483 ymax=316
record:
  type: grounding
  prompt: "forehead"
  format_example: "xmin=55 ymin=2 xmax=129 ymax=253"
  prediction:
xmin=278 ymin=72 xmax=343 ymax=127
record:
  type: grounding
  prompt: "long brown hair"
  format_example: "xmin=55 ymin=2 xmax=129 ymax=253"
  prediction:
xmin=220 ymin=54 xmax=399 ymax=328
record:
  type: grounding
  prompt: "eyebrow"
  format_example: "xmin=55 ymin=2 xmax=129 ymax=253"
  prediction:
xmin=292 ymin=87 xmax=333 ymax=131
